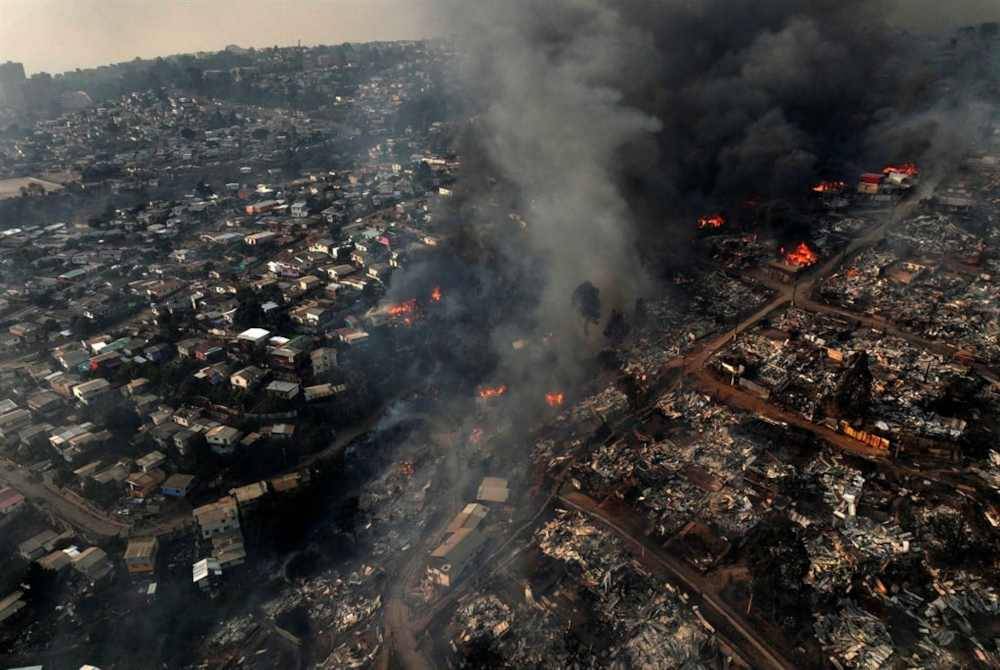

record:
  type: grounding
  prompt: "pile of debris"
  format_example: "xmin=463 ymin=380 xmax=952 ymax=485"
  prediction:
xmin=572 ymin=391 xmax=770 ymax=536
xmin=569 ymin=383 xmax=629 ymax=424
xmin=333 ymin=594 xmax=382 ymax=633
xmin=259 ymin=562 xmax=384 ymax=643
xmin=453 ymin=594 xmax=514 ymax=644
xmin=806 ymin=453 xmax=865 ymax=520
xmin=840 ymin=516 xmax=913 ymax=560
xmin=685 ymin=271 xmax=771 ymax=323
xmin=971 ymin=450 xmax=1000 ymax=492
xmin=535 ymin=511 xmax=723 ymax=667
xmin=536 ymin=511 xmax=630 ymax=591
xmin=805 ymin=533 xmax=855 ymax=593
xmin=813 ymin=600 xmax=895 ymax=670
xmin=532 ymin=437 xmax=579 ymax=473
xmin=450 ymin=595 xmax=577 ymax=668
xmin=916 ymin=574 xmax=1000 ymax=667
xmin=617 ymin=592 xmax=721 ymax=669
xmin=704 ymin=488 xmax=758 ymax=535
xmin=587 ymin=442 xmax=637 ymax=483
xmin=317 ymin=628 xmax=382 ymax=669
xmin=706 ymin=233 xmax=772 ymax=271
xmin=926 ymin=574 xmax=1000 ymax=635
xmin=206 ymin=613 xmax=259 ymax=649
xmin=888 ymin=213 xmax=981 ymax=258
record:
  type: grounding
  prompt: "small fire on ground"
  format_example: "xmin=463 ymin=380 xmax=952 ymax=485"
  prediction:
xmin=478 ymin=385 xmax=508 ymax=400
xmin=545 ymin=392 xmax=565 ymax=408
xmin=812 ymin=180 xmax=846 ymax=193
xmin=698 ymin=214 xmax=725 ymax=229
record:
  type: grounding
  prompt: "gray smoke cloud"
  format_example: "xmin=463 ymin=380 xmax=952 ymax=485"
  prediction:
xmin=458 ymin=2 xmax=664 ymax=337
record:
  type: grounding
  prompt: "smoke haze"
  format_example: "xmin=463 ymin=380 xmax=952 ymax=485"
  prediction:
xmin=0 ymin=0 xmax=442 ymax=75
xmin=428 ymin=0 xmax=997 ymax=344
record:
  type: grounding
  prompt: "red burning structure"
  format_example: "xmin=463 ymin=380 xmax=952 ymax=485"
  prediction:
xmin=697 ymin=214 xmax=725 ymax=229
xmin=430 ymin=286 xmax=442 ymax=302
xmin=781 ymin=242 xmax=819 ymax=267
xmin=478 ymin=385 xmax=508 ymax=400
xmin=545 ymin=392 xmax=565 ymax=408
xmin=387 ymin=299 xmax=417 ymax=317
xmin=812 ymin=180 xmax=846 ymax=193
xmin=883 ymin=162 xmax=919 ymax=177
xmin=386 ymin=298 xmax=417 ymax=326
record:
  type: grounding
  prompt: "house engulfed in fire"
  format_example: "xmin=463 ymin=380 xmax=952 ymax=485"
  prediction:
xmin=765 ymin=242 xmax=820 ymax=284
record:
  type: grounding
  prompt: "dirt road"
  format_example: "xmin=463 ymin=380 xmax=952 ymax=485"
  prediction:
xmin=0 ymin=458 xmax=127 ymax=538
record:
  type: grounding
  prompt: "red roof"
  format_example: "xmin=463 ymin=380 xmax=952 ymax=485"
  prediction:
xmin=860 ymin=173 xmax=884 ymax=184
xmin=0 ymin=486 xmax=25 ymax=511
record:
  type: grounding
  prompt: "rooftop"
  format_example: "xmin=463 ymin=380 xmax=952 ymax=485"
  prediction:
xmin=124 ymin=536 xmax=158 ymax=561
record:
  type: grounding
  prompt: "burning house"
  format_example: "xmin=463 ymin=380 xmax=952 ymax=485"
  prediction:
xmin=765 ymin=242 xmax=819 ymax=284
xmin=883 ymin=162 xmax=919 ymax=188
xmin=813 ymin=180 xmax=847 ymax=194
xmin=366 ymin=298 xmax=420 ymax=327
xmin=857 ymin=172 xmax=884 ymax=195
xmin=697 ymin=214 xmax=725 ymax=230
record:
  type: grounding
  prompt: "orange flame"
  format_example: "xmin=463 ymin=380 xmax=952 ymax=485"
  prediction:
xmin=430 ymin=286 xmax=442 ymax=302
xmin=883 ymin=163 xmax=919 ymax=176
xmin=812 ymin=180 xmax=846 ymax=193
xmin=478 ymin=385 xmax=508 ymax=400
xmin=545 ymin=392 xmax=565 ymax=408
xmin=387 ymin=298 xmax=417 ymax=317
xmin=698 ymin=214 xmax=725 ymax=229
xmin=781 ymin=242 xmax=819 ymax=267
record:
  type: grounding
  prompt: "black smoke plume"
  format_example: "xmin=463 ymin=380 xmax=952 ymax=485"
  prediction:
xmin=432 ymin=0 xmax=995 ymax=318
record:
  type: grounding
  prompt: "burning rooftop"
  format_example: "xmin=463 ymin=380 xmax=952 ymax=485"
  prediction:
xmin=387 ymin=299 xmax=417 ymax=317
xmin=697 ymin=214 xmax=726 ymax=230
xmin=478 ymin=385 xmax=508 ymax=400
xmin=883 ymin=163 xmax=919 ymax=177
xmin=781 ymin=242 xmax=819 ymax=268
xmin=813 ymin=180 xmax=847 ymax=194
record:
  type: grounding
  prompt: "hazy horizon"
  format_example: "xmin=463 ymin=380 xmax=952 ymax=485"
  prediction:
xmin=2 ymin=0 xmax=999 ymax=77
xmin=0 ymin=0 xmax=442 ymax=75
